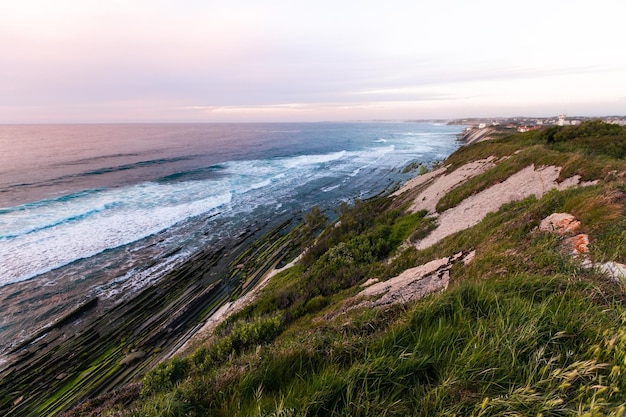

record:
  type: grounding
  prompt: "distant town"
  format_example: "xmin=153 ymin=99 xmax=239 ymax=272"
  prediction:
xmin=448 ymin=115 xmax=626 ymax=132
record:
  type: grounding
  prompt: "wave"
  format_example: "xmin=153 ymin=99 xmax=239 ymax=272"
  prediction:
xmin=0 ymin=185 xmax=233 ymax=285
xmin=0 ymin=203 xmax=121 ymax=240
xmin=400 ymin=131 xmax=452 ymax=137
xmin=0 ymin=157 xmax=198 ymax=202
xmin=55 ymin=152 xmax=143 ymax=167
xmin=76 ymin=156 xmax=195 ymax=178
xmin=0 ymin=190 xmax=115 ymax=239
xmin=0 ymin=135 xmax=458 ymax=286
xmin=0 ymin=189 xmax=106 ymax=214
xmin=156 ymin=164 xmax=227 ymax=183
xmin=278 ymin=150 xmax=347 ymax=169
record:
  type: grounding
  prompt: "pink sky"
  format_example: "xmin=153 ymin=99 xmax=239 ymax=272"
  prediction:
xmin=1 ymin=0 xmax=625 ymax=123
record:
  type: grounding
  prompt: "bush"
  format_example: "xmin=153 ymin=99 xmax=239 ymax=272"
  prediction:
xmin=544 ymin=120 xmax=626 ymax=159
xmin=142 ymin=357 xmax=190 ymax=397
xmin=214 ymin=315 xmax=283 ymax=360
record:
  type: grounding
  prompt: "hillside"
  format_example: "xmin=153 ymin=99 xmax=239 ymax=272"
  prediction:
xmin=67 ymin=120 xmax=626 ymax=416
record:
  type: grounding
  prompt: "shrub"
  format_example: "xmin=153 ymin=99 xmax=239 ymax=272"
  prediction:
xmin=142 ymin=357 xmax=190 ymax=397
xmin=546 ymin=120 xmax=626 ymax=159
xmin=215 ymin=315 xmax=283 ymax=360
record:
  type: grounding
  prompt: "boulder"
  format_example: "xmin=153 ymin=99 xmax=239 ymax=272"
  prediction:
xmin=566 ymin=234 xmax=589 ymax=256
xmin=539 ymin=213 xmax=581 ymax=235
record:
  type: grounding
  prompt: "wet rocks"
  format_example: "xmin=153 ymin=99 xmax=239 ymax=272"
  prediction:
xmin=119 ymin=351 xmax=145 ymax=366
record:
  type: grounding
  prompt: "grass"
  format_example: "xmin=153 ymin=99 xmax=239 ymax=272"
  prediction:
xmin=64 ymin=122 xmax=626 ymax=416
xmin=122 ymin=269 xmax=625 ymax=416
xmin=436 ymin=122 xmax=626 ymax=213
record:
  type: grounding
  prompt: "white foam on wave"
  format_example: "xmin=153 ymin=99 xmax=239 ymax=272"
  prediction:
xmin=342 ymin=145 xmax=395 ymax=177
xmin=279 ymin=150 xmax=347 ymax=169
xmin=321 ymin=184 xmax=341 ymax=192
xmin=350 ymin=168 xmax=363 ymax=177
xmin=0 ymin=195 xmax=119 ymax=239
xmin=394 ymin=142 xmax=431 ymax=155
xmin=93 ymin=250 xmax=190 ymax=300
xmin=400 ymin=131 xmax=450 ymax=137
xmin=0 ymin=183 xmax=233 ymax=286
xmin=0 ymin=135 xmax=459 ymax=286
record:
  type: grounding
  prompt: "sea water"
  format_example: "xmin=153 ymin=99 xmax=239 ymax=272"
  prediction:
xmin=0 ymin=122 xmax=462 ymax=355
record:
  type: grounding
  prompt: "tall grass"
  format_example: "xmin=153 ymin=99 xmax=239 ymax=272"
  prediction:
xmin=127 ymin=269 xmax=625 ymax=416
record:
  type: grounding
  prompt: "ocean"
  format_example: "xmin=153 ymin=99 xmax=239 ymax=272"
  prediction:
xmin=0 ymin=122 xmax=463 ymax=359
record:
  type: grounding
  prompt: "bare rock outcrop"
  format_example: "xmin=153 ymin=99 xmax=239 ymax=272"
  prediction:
xmin=600 ymin=262 xmax=626 ymax=281
xmin=539 ymin=212 xmax=626 ymax=282
xmin=539 ymin=213 xmax=581 ymax=235
xmin=394 ymin=157 xmax=497 ymax=214
xmin=566 ymin=234 xmax=590 ymax=256
xmin=458 ymin=127 xmax=498 ymax=145
xmin=353 ymin=250 xmax=474 ymax=308
xmin=415 ymin=165 xmax=591 ymax=250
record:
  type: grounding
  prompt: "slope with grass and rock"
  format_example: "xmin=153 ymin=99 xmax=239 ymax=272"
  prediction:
xmin=63 ymin=120 xmax=626 ymax=416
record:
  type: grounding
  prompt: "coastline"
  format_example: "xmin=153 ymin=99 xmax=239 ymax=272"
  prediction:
xmin=175 ymin=252 xmax=303 ymax=357
xmin=0 ymin=123 xmax=465 ymax=416
xmin=0 ymin=214 xmax=302 ymax=416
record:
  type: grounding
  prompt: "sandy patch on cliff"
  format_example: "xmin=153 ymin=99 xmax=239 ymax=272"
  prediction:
xmin=393 ymin=157 xmax=497 ymax=214
xmin=415 ymin=165 xmax=593 ymax=250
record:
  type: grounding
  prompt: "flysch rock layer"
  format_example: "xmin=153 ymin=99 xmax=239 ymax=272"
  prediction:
xmin=175 ymin=255 xmax=302 ymax=355
xmin=354 ymin=251 xmax=473 ymax=308
xmin=394 ymin=157 xmax=497 ymax=214
xmin=415 ymin=165 xmax=593 ymax=250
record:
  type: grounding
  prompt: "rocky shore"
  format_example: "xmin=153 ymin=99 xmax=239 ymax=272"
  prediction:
xmin=0 ymin=216 xmax=302 ymax=416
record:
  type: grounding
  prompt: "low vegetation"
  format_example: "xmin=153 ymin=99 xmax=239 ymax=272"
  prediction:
xmin=65 ymin=121 xmax=626 ymax=416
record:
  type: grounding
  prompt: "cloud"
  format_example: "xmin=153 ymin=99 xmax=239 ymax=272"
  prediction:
xmin=1 ymin=0 xmax=626 ymax=122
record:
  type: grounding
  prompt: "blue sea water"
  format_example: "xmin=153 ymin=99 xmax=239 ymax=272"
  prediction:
xmin=0 ymin=122 xmax=463 ymax=356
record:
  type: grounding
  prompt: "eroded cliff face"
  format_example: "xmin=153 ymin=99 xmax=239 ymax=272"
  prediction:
xmin=457 ymin=126 xmax=498 ymax=145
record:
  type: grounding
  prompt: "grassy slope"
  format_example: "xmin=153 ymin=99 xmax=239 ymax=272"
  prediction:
xmin=68 ymin=122 xmax=626 ymax=416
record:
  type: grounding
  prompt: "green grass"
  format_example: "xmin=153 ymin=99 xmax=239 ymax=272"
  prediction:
xmin=125 ymin=269 xmax=625 ymax=416
xmin=435 ymin=122 xmax=626 ymax=213
xmin=70 ymin=122 xmax=626 ymax=417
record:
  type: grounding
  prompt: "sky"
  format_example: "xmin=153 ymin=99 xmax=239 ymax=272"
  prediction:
xmin=1 ymin=0 xmax=625 ymax=123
